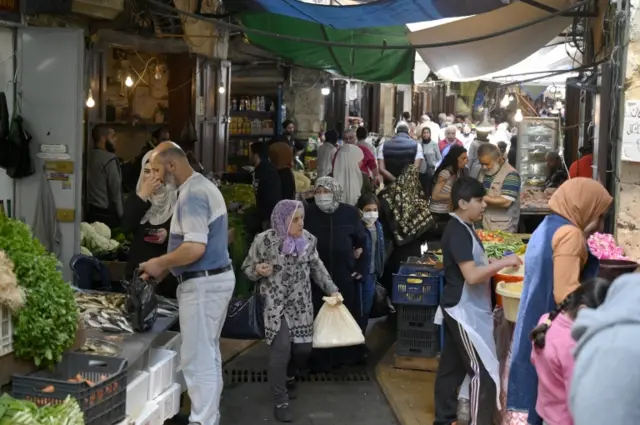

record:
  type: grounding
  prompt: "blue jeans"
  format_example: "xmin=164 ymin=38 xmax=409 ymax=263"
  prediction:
xmin=359 ymin=274 xmax=376 ymax=332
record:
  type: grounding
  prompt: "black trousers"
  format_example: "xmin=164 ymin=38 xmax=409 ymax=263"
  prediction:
xmin=434 ymin=310 xmax=496 ymax=425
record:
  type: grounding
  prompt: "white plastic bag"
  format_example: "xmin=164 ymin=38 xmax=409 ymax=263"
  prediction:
xmin=312 ymin=295 xmax=365 ymax=348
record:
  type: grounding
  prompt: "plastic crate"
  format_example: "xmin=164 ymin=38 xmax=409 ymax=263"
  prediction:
xmin=396 ymin=328 xmax=440 ymax=358
xmin=147 ymin=349 xmax=177 ymax=400
xmin=0 ymin=304 xmax=13 ymax=357
xmin=126 ymin=371 xmax=149 ymax=420
xmin=12 ymin=352 xmax=128 ymax=425
xmin=154 ymin=383 xmax=181 ymax=421
xmin=392 ymin=265 xmax=442 ymax=306
xmin=397 ymin=304 xmax=439 ymax=331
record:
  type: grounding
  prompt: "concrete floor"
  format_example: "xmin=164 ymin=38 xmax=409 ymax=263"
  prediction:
xmin=219 ymin=319 xmax=399 ymax=425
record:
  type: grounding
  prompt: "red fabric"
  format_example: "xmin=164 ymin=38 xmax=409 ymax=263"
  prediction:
xmin=568 ymin=154 xmax=593 ymax=178
xmin=331 ymin=144 xmax=376 ymax=175
xmin=438 ymin=138 xmax=464 ymax=153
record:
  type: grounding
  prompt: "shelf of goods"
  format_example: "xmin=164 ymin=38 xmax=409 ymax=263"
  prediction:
xmin=391 ymin=256 xmax=444 ymax=361
xmin=516 ymin=117 xmax=560 ymax=215
xmin=228 ymin=95 xmax=278 ymax=170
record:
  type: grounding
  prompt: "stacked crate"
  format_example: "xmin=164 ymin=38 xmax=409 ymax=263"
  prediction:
xmin=392 ymin=261 xmax=444 ymax=358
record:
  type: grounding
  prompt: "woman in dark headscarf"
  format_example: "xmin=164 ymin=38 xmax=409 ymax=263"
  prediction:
xmin=269 ymin=141 xmax=296 ymax=200
xmin=378 ymin=165 xmax=435 ymax=292
xmin=243 ymin=200 xmax=340 ymax=422
xmin=305 ymin=177 xmax=368 ymax=371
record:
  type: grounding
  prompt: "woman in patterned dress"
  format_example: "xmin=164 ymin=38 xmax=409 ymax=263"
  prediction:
xmin=242 ymin=199 xmax=341 ymax=423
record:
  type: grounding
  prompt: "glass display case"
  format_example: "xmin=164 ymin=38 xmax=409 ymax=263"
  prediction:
xmin=517 ymin=117 xmax=561 ymax=214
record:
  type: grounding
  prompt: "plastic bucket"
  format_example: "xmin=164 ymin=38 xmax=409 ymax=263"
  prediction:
xmin=598 ymin=259 xmax=639 ymax=282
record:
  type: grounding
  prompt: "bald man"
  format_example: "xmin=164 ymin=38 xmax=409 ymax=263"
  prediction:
xmin=140 ymin=142 xmax=234 ymax=425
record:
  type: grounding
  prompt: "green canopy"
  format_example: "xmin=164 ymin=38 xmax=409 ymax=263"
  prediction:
xmin=237 ymin=13 xmax=415 ymax=84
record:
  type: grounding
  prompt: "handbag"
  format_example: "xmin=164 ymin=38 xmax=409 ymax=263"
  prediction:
xmin=369 ymin=282 xmax=395 ymax=319
xmin=123 ymin=268 xmax=159 ymax=332
xmin=221 ymin=286 xmax=265 ymax=340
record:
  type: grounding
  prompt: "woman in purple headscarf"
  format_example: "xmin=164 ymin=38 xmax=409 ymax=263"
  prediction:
xmin=242 ymin=199 xmax=341 ymax=423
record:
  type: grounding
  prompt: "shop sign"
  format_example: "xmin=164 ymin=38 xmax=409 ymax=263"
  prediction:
xmin=622 ymin=100 xmax=640 ymax=163
xmin=0 ymin=0 xmax=16 ymax=12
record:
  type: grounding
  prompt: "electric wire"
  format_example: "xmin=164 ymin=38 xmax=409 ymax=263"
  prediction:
xmin=144 ymin=0 xmax=591 ymax=50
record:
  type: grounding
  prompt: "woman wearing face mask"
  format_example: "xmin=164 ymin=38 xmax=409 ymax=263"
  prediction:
xmin=356 ymin=193 xmax=387 ymax=334
xmin=429 ymin=145 xmax=468 ymax=228
xmin=504 ymin=178 xmax=612 ymax=425
xmin=419 ymin=127 xmax=441 ymax=199
xmin=305 ymin=177 xmax=368 ymax=370
xmin=121 ymin=151 xmax=179 ymax=298
xmin=242 ymin=200 xmax=341 ymax=423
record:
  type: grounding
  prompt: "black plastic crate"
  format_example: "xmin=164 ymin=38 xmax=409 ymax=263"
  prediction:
xmin=12 ymin=352 xmax=128 ymax=425
xmin=392 ymin=264 xmax=442 ymax=306
xmin=397 ymin=304 xmax=439 ymax=331
xmin=396 ymin=328 xmax=440 ymax=358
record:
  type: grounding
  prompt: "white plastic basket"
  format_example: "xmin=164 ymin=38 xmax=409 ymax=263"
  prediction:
xmin=496 ymin=281 xmax=524 ymax=323
xmin=0 ymin=305 xmax=13 ymax=357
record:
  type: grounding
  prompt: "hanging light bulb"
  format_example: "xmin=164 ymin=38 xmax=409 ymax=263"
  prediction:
xmin=218 ymin=81 xmax=225 ymax=94
xmin=321 ymin=86 xmax=331 ymax=96
xmin=154 ymin=66 xmax=162 ymax=80
xmin=85 ymin=89 xmax=95 ymax=108
xmin=125 ymin=75 xmax=134 ymax=87
xmin=509 ymin=94 xmax=515 ymax=101
xmin=554 ymin=100 xmax=563 ymax=110
xmin=500 ymin=94 xmax=510 ymax=108
xmin=514 ymin=108 xmax=523 ymax=122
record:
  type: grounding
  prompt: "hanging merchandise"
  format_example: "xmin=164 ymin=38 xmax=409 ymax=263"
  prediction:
xmin=123 ymin=269 xmax=159 ymax=332
xmin=32 ymin=171 xmax=62 ymax=258
xmin=4 ymin=114 xmax=34 ymax=179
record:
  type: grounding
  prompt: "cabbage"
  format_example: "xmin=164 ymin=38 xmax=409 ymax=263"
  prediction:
xmin=90 ymin=222 xmax=111 ymax=239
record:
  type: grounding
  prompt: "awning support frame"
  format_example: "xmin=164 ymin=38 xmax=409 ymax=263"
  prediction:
xmin=520 ymin=0 xmax=599 ymax=18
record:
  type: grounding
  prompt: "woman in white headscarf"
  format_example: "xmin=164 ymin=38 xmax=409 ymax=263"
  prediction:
xmin=332 ymin=141 xmax=364 ymax=206
xmin=121 ymin=151 xmax=178 ymax=298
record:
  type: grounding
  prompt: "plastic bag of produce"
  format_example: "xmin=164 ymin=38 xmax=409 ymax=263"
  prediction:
xmin=123 ymin=269 xmax=158 ymax=332
xmin=313 ymin=295 xmax=365 ymax=348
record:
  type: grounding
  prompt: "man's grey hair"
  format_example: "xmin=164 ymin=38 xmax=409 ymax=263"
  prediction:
xmin=477 ymin=142 xmax=501 ymax=159
xmin=445 ymin=125 xmax=457 ymax=133
xmin=420 ymin=115 xmax=430 ymax=123
xmin=396 ymin=124 xmax=409 ymax=134
xmin=155 ymin=142 xmax=187 ymax=161
xmin=438 ymin=113 xmax=446 ymax=123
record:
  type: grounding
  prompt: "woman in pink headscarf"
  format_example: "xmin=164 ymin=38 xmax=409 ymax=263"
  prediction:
xmin=242 ymin=200 xmax=341 ymax=422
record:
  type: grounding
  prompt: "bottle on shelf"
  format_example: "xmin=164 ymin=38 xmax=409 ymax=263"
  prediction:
xmin=231 ymin=98 xmax=237 ymax=111
xmin=250 ymin=97 xmax=257 ymax=111
xmin=269 ymin=101 xmax=275 ymax=112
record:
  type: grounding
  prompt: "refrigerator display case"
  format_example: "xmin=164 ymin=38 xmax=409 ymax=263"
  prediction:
xmin=517 ymin=116 xmax=561 ymax=214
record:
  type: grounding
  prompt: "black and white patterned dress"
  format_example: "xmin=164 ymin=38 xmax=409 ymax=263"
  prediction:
xmin=242 ymin=229 xmax=338 ymax=345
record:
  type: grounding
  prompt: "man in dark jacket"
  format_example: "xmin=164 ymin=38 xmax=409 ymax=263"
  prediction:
xmin=251 ymin=142 xmax=282 ymax=230
xmin=377 ymin=124 xmax=424 ymax=182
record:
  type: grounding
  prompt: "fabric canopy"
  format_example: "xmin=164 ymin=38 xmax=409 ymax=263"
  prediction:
xmin=237 ymin=13 xmax=415 ymax=83
xmin=408 ymin=0 xmax=574 ymax=81
xmin=225 ymin=0 xmax=508 ymax=30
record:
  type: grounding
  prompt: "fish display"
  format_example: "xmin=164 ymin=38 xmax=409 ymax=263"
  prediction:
xmin=75 ymin=291 xmax=178 ymax=333
xmin=78 ymin=338 xmax=121 ymax=356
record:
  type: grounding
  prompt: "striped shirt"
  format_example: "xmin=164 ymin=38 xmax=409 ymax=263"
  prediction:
xmin=430 ymin=168 xmax=455 ymax=214
xmin=483 ymin=170 xmax=521 ymax=201
xmin=168 ymin=172 xmax=230 ymax=276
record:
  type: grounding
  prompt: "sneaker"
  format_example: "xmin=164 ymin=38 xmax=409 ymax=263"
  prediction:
xmin=286 ymin=378 xmax=298 ymax=400
xmin=457 ymin=398 xmax=470 ymax=425
xmin=274 ymin=403 xmax=293 ymax=423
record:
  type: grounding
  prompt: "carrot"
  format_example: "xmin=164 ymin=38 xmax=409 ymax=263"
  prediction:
xmin=42 ymin=385 xmax=55 ymax=393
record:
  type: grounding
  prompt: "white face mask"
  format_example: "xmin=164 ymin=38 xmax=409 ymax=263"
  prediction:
xmin=314 ymin=193 xmax=334 ymax=211
xmin=362 ymin=211 xmax=378 ymax=225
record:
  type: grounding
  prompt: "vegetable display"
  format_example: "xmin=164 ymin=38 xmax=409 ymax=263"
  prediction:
xmin=0 ymin=215 xmax=78 ymax=367
xmin=476 ymin=230 xmax=526 ymax=259
xmin=0 ymin=250 xmax=25 ymax=312
xmin=80 ymin=222 xmax=120 ymax=255
xmin=218 ymin=184 xmax=255 ymax=208
xmin=0 ymin=393 xmax=84 ymax=425
xmin=588 ymin=232 xmax=630 ymax=260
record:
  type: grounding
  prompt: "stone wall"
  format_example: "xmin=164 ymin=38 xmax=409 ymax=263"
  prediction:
xmin=617 ymin=0 xmax=640 ymax=259
xmin=282 ymin=67 xmax=327 ymax=138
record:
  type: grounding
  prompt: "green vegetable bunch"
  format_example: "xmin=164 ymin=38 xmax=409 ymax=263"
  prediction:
xmin=219 ymin=184 xmax=256 ymax=208
xmin=0 ymin=393 xmax=84 ymax=425
xmin=0 ymin=216 xmax=78 ymax=367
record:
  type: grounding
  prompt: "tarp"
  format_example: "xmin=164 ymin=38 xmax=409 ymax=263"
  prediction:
xmin=237 ymin=13 xmax=415 ymax=83
xmin=408 ymin=0 xmax=574 ymax=81
xmin=224 ymin=0 xmax=508 ymax=30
